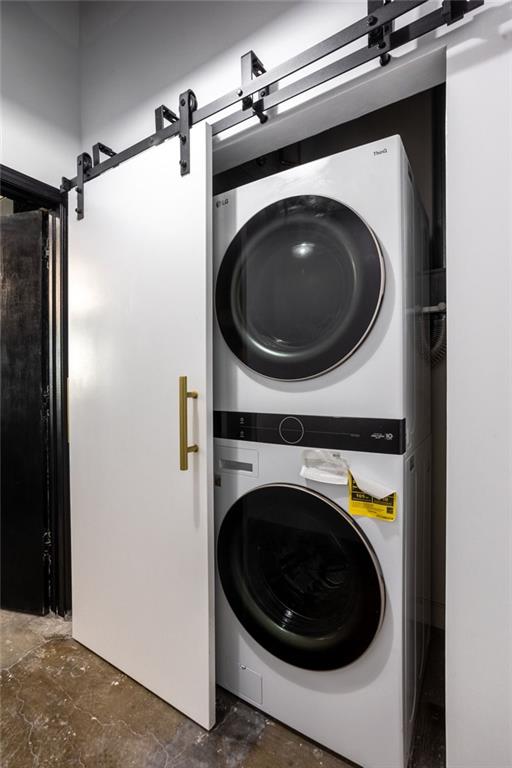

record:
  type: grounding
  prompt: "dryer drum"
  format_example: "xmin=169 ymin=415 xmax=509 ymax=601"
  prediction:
xmin=217 ymin=484 xmax=385 ymax=671
xmin=215 ymin=195 xmax=385 ymax=381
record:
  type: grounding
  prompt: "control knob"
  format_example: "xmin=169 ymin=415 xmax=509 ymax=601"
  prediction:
xmin=278 ymin=416 xmax=305 ymax=445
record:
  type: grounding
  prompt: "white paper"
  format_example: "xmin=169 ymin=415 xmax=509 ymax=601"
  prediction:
xmin=350 ymin=471 xmax=394 ymax=500
xmin=300 ymin=449 xmax=349 ymax=485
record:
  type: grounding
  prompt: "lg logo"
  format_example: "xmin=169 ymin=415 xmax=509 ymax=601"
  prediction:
xmin=215 ymin=198 xmax=229 ymax=208
xmin=371 ymin=432 xmax=394 ymax=441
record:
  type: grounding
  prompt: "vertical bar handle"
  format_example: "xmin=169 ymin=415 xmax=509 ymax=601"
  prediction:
xmin=179 ymin=376 xmax=198 ymax=471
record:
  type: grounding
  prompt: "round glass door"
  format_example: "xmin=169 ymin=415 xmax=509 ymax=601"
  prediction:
xmin=215 ymin=195 xmax=384 ymax=380
xmin=217 ymin=484 xmax=385 ymax=671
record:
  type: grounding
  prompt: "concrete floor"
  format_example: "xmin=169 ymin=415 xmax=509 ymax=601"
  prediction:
xmin=0 ymin=610 xmax=444 ymax=768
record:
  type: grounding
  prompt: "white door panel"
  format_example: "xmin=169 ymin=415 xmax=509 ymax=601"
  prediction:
xmin=69 ymin=123 xmax=215 ymax=729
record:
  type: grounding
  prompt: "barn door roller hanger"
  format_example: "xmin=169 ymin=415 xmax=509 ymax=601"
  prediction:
xmin=62 ymin=0 xmax=484 ymax=220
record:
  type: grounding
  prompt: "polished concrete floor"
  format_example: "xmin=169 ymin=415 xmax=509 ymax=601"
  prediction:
xmin=0 ymin=610 xmax=444 ymax=768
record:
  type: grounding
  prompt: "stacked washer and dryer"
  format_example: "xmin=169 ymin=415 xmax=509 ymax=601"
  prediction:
xmin=212 ymin=136 xmax=431 ymax=768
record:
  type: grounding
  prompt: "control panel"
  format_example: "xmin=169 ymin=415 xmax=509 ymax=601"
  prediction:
xmin=214 ymin=411 xmax=406 ymax=455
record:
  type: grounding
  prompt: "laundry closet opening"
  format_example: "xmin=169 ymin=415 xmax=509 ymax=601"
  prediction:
xmin=212 ymin=81 xmax=446 ymax=748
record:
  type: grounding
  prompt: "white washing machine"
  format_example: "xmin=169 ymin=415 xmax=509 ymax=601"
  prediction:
xmin=214 ymin=434 xmax=431 ymax=768
xmin=213 ymin=135 xmax=430 ymax=452
xmin=213 ymin=136 xmax=432 ymax=766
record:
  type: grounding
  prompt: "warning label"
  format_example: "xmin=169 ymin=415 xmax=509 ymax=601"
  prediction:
xmin=348 ymin=474 xmax=397 ymax=522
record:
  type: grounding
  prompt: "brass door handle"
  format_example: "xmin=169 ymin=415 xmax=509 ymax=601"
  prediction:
xmin=179 ymin=376 xmax=198 ymax=471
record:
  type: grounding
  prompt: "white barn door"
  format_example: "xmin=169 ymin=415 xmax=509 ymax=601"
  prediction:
xmin=68 ymin=124 xmax=215 ymax=729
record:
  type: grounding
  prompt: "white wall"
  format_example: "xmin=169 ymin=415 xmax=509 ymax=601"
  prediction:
xmin=445 ymin=8 xmax=512 ymax=766
xmin=0 ymin=1 xmax=80 ymax=187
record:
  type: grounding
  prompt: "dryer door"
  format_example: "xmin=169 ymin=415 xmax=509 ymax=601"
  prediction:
xmin=218 ymin=484 xmax=385 ymax=670
xmin=215 ymin=195 xmax=384 ymax=380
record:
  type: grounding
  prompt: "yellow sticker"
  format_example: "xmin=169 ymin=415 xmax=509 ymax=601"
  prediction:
xmin=348 ymin=473 xmax=397 ymax=522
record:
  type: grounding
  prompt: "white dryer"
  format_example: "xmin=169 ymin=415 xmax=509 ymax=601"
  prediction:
xmin=213 ymin=136 xmax=430 ymax=451
xmin=214 ymin=433 xmax=431 ymax=768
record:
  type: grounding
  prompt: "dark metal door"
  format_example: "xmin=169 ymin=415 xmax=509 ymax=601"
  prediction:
xmin=1 ymin=210 xmax=50 ymax=614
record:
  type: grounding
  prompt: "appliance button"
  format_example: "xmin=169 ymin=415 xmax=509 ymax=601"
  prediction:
xmin=278 ymin=416 xmax=305 ymax=445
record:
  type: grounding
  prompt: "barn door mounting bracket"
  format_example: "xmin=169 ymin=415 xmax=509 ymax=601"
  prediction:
xmin=178 ymin=90 xmax=197 ymax=176
xmin=368 ymin=1 xmax=393 ymax=66
xmin=441 ymin=0 xmax=471 ymax=25
xmin=92 ymin=142 xmax=117 ymax=167
xmin=60 ymin=176 xmax=72 ymax=194
xmin=155 ymin=104 xmax=178 ymax=132
xmin=75 ymin=152 xmax=92 ymax=220
xmin=240 ymin=50 xmax=268 ymax=125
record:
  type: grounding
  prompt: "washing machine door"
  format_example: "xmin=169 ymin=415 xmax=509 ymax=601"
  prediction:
xmin=215 ymin=195 xmax=384 ymax=380
xmin=217 ymin=484 xmax=385 ymax=671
